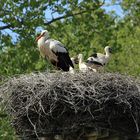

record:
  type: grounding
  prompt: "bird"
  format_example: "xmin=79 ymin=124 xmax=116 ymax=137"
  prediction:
xmin=69 ymin=57 xmax=76 ymax=74
xmin=78 ymin=54 xmax=97 ymax=72
xmin=69 ymin=57 xmax=79 ymax=74
xmin=87 ymin=46 xmax=112 ymax=66
xmin=36 ymin=30 xmax=74 ymax=71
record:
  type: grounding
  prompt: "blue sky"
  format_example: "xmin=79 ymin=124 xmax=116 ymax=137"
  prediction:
xmin=102 ymin=1 xmax=124 ymax=17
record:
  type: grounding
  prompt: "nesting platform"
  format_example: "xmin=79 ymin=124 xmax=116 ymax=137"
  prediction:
xmin=0 ymin=72 xmax=140 ymax=140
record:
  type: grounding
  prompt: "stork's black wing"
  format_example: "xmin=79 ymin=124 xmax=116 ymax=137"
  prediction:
xmin=55 ymin=52 xmax=74 ymax=71
xmin=86 ymin=60 xmax=104 ymax=66
xmin=48 ymin=39 xmax=74 ymax=71
xmin=90 ymin=53 xmax=98 ymax=58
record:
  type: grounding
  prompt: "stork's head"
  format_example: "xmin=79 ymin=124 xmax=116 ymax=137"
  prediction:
xmin=104 ymin=46 xmax=112 ymax=53
xmin=78 ymin=54 xmax=83 ymax=60
xmin=36 ymin=30 xmax=49 ymax=42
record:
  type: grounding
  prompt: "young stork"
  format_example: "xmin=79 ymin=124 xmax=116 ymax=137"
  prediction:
xmin=69 ymin=57 xmax=79 ymax=74
xmin=78 ymin=54 xmax=97 ymax=72
xmin=87 ymin=46 xmax=112 ymax=66
xmin=36 ymin=30 xmax=74 ymax=71
xmin=69 ymin=57 xmax=76 ymax=74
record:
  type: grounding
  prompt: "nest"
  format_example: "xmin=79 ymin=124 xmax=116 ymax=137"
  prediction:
xmin=0 ymin=72 xmax=140 ymax=139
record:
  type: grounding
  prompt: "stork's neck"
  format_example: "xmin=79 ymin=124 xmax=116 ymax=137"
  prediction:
xmin=105 ymin=50 xmax=111 ymax=58
xmin=79 ymin=56 xmax=83 ymax=64
xmin=37 ymin=36 xmax=49 ymax=47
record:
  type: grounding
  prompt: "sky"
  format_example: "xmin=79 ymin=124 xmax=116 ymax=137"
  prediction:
xmin=102 ymin=0 xmax=124 ymax=17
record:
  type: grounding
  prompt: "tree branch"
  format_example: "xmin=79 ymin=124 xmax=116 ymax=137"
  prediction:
xmin=45 ymin=1 xmax=105 ymax=25
xmin=44 ymin=10 xmax=90 ymax=25
xmin=0 ymin=24 xmax=12 ymax=30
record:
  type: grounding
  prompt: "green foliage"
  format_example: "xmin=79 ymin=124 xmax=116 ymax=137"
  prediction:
xmin=0 ymin=118 xmax=16 ymax=140
xmin=0 ymin=108 xmax=16 ymax=140
xmin=0 ymin=0 xmax=139 ymax=76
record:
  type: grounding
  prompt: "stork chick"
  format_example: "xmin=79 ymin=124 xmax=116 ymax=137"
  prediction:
xmin=69 ymin=57 xmax=79 ymax=74
xmin=87 ymin=46 xmax=112 ymax=66
xmin=78 ymin=54 xmax=96 ymax=72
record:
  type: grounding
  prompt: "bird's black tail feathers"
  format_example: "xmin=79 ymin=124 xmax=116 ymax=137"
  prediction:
xmin=56 ymin=52 xmax=74 ymax=71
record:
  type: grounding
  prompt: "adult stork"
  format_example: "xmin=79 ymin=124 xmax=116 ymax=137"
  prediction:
xmin=36 ymin=30 xmax=74 ymax=71
xmin=78 ymin=54 xmax=97 ymax=72
xmin=87 ymin=46 xmax=112 ymax=66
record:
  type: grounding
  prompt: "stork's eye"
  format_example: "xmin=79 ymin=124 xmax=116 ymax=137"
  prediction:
xmin=109 ymin=48 xmax=112 ymax=53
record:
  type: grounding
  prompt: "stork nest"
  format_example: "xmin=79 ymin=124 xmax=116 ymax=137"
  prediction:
xmin=0 ymin=72 xmax=140 ymax=139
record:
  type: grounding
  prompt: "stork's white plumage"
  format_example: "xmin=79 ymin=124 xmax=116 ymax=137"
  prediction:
xmin=78 ymin=54 xmax=96 ymax=72
xmin=36 ymin=30 xmax=74 ymax=71
xmin=69 ymin=57 xmax=76 ymax=74
xmin=87 ymin=46 xmax=112 ymax=66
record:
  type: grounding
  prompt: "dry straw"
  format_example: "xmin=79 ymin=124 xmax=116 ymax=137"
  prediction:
xmin=0 ymin=72 xmax=140 ymax=139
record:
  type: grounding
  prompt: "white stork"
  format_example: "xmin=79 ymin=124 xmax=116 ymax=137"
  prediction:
xmin=36 ymin=30 xmax=74 ymax=71
xmin=87 ymin=46 xmax=112 ymax=66
xmin=78 ymin=54 xmax=97 ymax=72
xmin=69 ymin=57 xmax=79 ymax=74
xmin=69 ymin=57 xmax=76 ymax=74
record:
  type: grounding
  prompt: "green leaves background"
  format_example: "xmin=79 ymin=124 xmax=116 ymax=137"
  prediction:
xmin=0 ymin=0 xmax=140 ymax=76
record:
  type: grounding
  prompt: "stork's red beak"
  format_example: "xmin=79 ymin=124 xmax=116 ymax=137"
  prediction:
xmin=35 ymin=34 xmax=43 ymax=42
